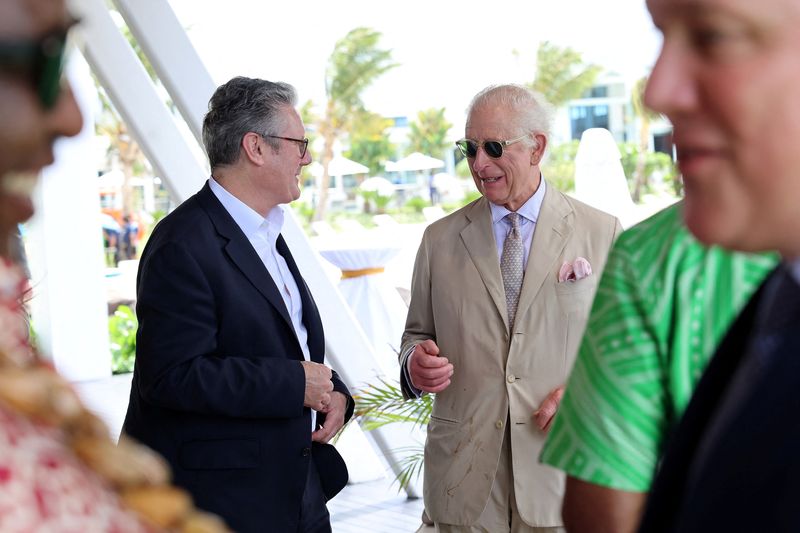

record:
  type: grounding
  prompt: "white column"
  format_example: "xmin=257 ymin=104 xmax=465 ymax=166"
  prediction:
xmin=26 ymin=52 xmax=112 ymax=381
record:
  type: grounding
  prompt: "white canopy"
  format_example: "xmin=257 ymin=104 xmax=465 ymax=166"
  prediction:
xmin=308 ymin=155 xmax=369 ymax=177
xmin=359 ymin=176 xmax=395 ymax=196
xmin=385 ymin=152 xmax=445 ymax=172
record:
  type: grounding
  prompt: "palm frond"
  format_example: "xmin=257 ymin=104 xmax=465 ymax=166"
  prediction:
xmin=354 ymin=377 xmax=432 ymax=429
xmin=353 ymin=378 xmax=431 ymax=490
xmin=387 ymin=445 xmax=425 ymax=492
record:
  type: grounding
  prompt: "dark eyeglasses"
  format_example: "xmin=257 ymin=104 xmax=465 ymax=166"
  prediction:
xmin=0 ymin=21 xmax=77 ymax=109
xmin=262 ymin=134 xmax=309 ymax=158
xmin=455 ymin=134 xmax=529 ymax=159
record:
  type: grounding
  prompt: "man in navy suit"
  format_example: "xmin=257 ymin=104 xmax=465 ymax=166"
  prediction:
xmin=633 ymin=0 xmax=800 ymax=530
xmin=123 ymin=77 xmax=353 ymax=533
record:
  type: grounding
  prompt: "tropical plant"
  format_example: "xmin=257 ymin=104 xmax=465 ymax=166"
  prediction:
xmin=529 ymin=41 xmax=602 ymax=108
xmin=354 ymin=377 xmax=432 ymax=489
xmin=541 ymin=140 xmax=580 ymax=192
xmin=404 ymin=196 xmax=430 ymax=213
xmin=462 ymin=189 xmax=482 ymax=205
xmin=407 ymin=107 xmax=453 ymax=159
xmin=346 ymin=110 xmax=396 ymax=177
xmin=299 ymin=99 xmax=320 ymax=160
xmin=94 ymin=20 xmax=160 ymax=219
xmin=455 ymin=156 xmax=472 ymax=178
xmin=314 ymin=27 xmax=398 ymax=221
xmin=630 ymin=76 xmax=664 ymax=202
xmin=290 ymin=199 xmax=315 ymax=224
xmin=109 ymin=304 xmax=137 ymax=374
xmin=618 ymin=142 xmax=678 ymax=200
xmin=358 ymin=189 xmax=393 ymax=214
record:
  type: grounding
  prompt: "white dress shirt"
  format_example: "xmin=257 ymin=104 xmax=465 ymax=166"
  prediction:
xmin=209 ymin=178 xmax=315 ymax=427
xmin=403 ymin=178 xmax=547 ymax=397
xmin=488 ymin=178 xmax=546 ymax=269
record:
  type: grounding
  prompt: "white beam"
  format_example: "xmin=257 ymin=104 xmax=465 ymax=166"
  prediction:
xmin=112 ymin=0 xmax=213 ymax=144
xmin=26 ymin=53 xmax=111 ymax=382
xmin=68 ymin=0 xmax=207 ymax=204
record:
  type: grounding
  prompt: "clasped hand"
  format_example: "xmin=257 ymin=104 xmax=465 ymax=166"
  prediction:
xmin=302 ymin=361 xmax=347 ymax=443
xmin=408 ymin=339 xmax=454 ymax=393
xmin=301 ymin=361 xmax=333 ymax=411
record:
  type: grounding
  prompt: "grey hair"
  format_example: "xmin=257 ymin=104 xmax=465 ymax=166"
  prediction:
xmin=466 ymin=84 xmax=555 ymax=148
xmin=202 ymin=76 xmax=298 ymax=170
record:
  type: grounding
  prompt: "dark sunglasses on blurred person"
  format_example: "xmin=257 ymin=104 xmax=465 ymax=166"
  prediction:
xmin=455 ymin=134 xmax=529 ymax=159
xmin=0 ymin=19 xmax=78 ymax=109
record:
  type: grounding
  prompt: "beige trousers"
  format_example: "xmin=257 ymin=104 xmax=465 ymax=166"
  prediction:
xmin=430 ymin=423 xmax=565 ymax=533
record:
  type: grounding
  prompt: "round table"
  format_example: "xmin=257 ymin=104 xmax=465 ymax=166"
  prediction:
xmin=317 ymin=244 xmax=407 ymax=377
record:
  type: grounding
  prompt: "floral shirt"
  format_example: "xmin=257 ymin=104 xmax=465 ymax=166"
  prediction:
xmin=0 ymin=257 xmax=150 ymax=532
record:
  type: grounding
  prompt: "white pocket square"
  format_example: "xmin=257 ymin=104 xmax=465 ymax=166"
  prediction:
xmin=558 ymin=257 xmax=593 ymax=282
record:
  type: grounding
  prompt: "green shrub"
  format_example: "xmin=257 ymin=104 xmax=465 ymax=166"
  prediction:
xmin=618 ymin=142 xmax=680 ymax=200
xmin=109 ymin=304 xmax=137 ymax=374
xmin=462 ymin=189 xmax=481 ymax=204
xmin=541 ymin=140 xmax=580 ymax=192
xmin=359 ymin=189 xmax=394 ymax=214
xmin=404 ymin=196 xmax=430 ymax=213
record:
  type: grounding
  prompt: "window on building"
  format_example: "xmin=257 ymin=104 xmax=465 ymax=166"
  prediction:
xmin=570 ymin=104 xmax=610 ymax=140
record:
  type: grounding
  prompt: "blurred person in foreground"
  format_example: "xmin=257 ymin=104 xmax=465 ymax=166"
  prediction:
xmin=400 ymin=83 xmax=621 ymax=532
xmin=632 ymin=0 xmax=800 ymax=529
xmin=0 ymin=0 xmax=228 ymax=530
xmin=122 ymin=76 xmax=354 ymax=533
xmin=538 ymin=201 xmax=777 ymax=532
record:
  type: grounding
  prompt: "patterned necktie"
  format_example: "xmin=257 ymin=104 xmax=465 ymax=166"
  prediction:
xmin=501 ymin=213 xmax=524 ymax=329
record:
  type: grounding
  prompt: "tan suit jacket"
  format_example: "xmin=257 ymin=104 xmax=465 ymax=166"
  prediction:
xmin=401 ymin=184 xmax=621 ymax=527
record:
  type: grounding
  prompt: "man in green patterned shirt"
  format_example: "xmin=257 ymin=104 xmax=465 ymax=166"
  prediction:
xmin=539 ymin=201 xmax=777 ymax=532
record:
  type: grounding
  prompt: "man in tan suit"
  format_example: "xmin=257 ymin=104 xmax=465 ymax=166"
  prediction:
xmin=400 ymin=84 xmax=621 ymax=532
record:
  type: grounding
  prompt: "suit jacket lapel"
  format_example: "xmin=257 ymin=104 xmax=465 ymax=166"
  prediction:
xmin=516 ymin=184 xmax=572 ymax=327
xmin=277 ymin=235 xmax=324 ymax=361
xmin=196 ymin=183 xmax=294 ymax=333
xmin=461 ymin=198 xmax=508 ymax=326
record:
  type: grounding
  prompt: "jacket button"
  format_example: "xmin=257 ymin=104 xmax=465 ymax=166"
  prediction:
xmin=507 ymin=374 xmax=516 ymax=383
xmin=495 ymin=420 xmax=503 ymax=429
xmin=301 ymin=447 xmax=311 ymax=457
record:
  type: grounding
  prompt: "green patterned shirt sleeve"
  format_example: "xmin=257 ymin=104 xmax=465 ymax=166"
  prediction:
xmin=540 ymin=203 xmax=777 ymax=491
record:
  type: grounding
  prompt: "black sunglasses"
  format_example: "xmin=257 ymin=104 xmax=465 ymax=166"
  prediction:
xmin=456 ymin=134 xmax=529 ymax=159
xmin=0 ymin=21 xmax=77 ymax=109
xmin=262 ymin=134 xmax=309 ymax=158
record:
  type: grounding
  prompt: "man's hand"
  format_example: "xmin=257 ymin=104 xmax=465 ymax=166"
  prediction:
xmin=312 ymin=391 xmax=348 ymax=443
xmin=301 ymin=361 xmax=333 ymax=411
xmin=408 ymin=339 xmax=453 ymax=393
xmin=533 ymin=386 xmax=564 ymax=432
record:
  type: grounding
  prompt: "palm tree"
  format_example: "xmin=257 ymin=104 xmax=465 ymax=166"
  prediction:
xmin=529 ymin=41 xmax=602 ymax=108
xmin=313 ymin=27 xmax=398 ymax=221
xmin=407 ymin=107 xmax=453 ymax=159
xmin=631 ymin=76 xmax=662 ymax=202
xmin=95 ymin=23 xmax=159 ymax=220
xmin=346 ymin=110 xmax=396 ymax=177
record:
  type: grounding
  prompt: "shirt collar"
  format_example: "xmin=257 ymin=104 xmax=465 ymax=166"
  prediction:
xmin=208 ymin=177 xmax=284 ymax=240
xmin=489 ymin=176 xmax=547 ymax=225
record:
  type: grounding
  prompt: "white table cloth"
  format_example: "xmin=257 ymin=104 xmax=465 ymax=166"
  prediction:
xmin=317 ymin=245 xmax=407 ymax=377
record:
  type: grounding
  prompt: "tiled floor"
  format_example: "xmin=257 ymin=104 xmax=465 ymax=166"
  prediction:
xmin=73 ymin=374 xmax=426 ymax=533
xmin=328 ymin=479 xmax=424 ymax=533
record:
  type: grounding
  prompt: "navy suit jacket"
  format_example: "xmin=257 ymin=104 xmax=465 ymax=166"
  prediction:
xmin=639 ymin=267 xmax=800 ymax=532
xmin=122 ymin=182 xmax=353 ymax=533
